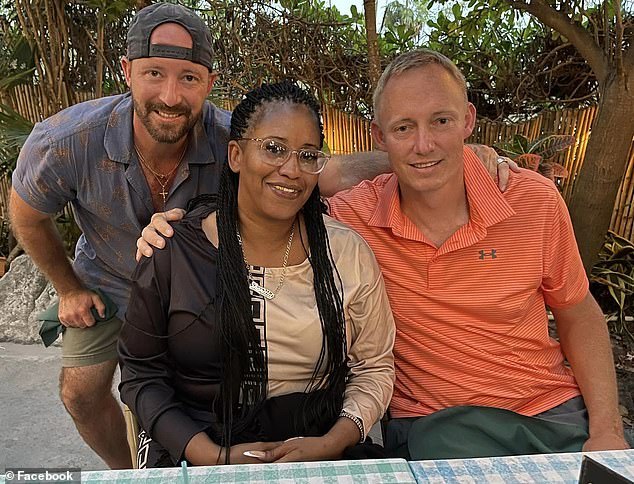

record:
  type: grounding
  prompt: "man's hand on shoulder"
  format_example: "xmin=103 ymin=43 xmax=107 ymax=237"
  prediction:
xmin=467 ymin=144 xmax=519 ymax=192
xmin=136 ymin=208 xmax=186 ymax=261
xmin=58 ymin=288 xmax=105 ymax=328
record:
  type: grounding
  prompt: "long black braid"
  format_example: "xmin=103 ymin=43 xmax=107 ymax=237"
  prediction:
xmin=215 ymin=81 xmax=348 ymax=459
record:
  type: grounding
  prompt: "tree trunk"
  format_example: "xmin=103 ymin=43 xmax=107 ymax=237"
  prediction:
xmin=568 ymin=73 xmax=634 ymax=272
xmin=95 ymin=13 xmax=104 ymax=99
xmin=363 ymin=0 xmax=381 ymax=93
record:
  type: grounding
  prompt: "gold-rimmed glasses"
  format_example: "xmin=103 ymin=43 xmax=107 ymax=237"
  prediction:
xmin=237 ymin=137 xmax=330 ymax=175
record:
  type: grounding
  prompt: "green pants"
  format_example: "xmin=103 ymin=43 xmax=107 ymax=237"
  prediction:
xmin=386 ymin=401 xmax=589 ymax=460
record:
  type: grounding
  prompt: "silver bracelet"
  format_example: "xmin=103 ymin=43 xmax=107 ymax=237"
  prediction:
xmin=340 ymin=411 xmax=365 ymax=442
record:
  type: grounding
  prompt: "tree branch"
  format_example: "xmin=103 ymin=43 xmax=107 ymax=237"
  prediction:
xmin=624 ymin=43 xmax=634 ymax=78
xmin=506 ymin=0 xmax=609 ymax=84
xmin=613 ymin=0 xmax=623 ymax=77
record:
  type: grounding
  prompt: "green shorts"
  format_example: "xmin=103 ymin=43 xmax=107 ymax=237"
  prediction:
xmin=61 ymin=316 xmax=123 ymax=368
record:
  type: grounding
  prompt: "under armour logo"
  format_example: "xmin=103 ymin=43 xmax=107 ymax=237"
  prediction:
xmin=479 ymin=249 xmax=497 ymax=260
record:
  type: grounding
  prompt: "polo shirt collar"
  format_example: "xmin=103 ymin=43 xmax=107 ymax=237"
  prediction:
xmin=367 ymin=146 xmax=515 ymax=233
xmin=463 ymin=146 xmax=515 ymax=228
xmin=368 ymin=173 xmax=401 ymax=229
xmin=104 ymin=93 xmax=215 ymax=166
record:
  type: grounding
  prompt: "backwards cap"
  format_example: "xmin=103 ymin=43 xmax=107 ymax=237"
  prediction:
xmin=126 ymin=3 xmax=213 ymax=71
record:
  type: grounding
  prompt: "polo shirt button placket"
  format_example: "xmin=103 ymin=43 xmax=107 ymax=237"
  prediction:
xmin=426 ymin=247 xmax=439 ymax=289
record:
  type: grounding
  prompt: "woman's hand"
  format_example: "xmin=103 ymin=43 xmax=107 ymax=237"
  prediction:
xmin=243 ymin=436 xmax=342 ymax=463
xmin=185 ymin=432 xmax=282 ymax=466
xmin=226 ymin=441 xmax=285 ymax=464
xmin=243 ymin=417 xmax=361 ymax=463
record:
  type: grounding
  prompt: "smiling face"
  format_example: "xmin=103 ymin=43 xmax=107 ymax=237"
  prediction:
xmin=371 ymin=64 xmax=476 ymax=200
xmin=228 ymin=102 xmax=321 ymax=224
xmin=121 ymin=23 xmax=216 ymax=144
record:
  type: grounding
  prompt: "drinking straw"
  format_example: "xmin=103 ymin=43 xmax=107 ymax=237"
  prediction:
xmin=181 ymin=460 xmax=190 ymax=484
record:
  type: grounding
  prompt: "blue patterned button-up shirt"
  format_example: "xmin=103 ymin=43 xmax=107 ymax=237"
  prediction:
xmin=13 ymin=93 xmax=231 ymax=317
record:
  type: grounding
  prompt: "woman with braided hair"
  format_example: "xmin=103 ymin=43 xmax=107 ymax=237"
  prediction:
xmin=118 ymin=81 xmax=395 ymax=468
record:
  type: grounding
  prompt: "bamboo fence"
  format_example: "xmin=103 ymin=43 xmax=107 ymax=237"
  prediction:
xmin=1 ymin=83 xmax=93 ymax=123
xmin=3 ymin=85 xmax=634 ymax=240
xmin=470 ymin=107 xmax=634 ymax=240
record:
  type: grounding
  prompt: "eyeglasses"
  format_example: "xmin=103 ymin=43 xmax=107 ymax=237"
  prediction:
xmin=237 ymin=137 xmax=330 ymax=174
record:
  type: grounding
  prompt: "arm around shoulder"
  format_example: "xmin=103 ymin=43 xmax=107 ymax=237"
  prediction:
xmin=319 ymin=144 xmax=512 ymax=196
xmin=319 ymin=150 xmax=390 ymax=197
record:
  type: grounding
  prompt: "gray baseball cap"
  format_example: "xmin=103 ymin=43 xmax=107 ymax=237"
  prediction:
xmin=126 ymin=3 xmax=214 ymax=71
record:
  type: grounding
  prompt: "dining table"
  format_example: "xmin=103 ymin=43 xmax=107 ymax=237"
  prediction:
xmin=408 ymin=449 xmax=634 ymax=483
xmin=2 ymin=449 xmax=633 ymax=483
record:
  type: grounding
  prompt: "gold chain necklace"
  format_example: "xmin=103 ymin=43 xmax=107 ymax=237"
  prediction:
xmin=134 ymin=145 xmax=187 ymax=209
xmin=236 ymin=221 xmax=295 ymax=300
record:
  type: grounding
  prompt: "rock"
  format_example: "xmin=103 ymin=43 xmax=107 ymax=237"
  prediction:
xmin=0 ymin=254 xmax=54 ymax=345
xmin=28 ymin=281 xmax=59 ymax=345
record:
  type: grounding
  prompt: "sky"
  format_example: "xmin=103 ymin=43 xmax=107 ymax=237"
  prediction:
xmin=328 ymin=0 xmax=388 ymax=22
xmin=328 ymin=0 xmax=365 ymax=15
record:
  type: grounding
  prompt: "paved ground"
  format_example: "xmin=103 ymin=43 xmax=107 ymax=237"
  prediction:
xmin=0 ymin=342 xmax=107 ymax=471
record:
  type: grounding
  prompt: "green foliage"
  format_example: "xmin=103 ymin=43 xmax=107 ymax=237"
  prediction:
xmin=496 ymin=134 xmax=575 ymax=159
xmin=530 ymin=135 xmax=576 ymax=161
xmin=0 ymin=23 xmax=35 ymax=90
xmin=55 ymin=209 xmax=82 ymax=256
xmin=195 ymin=0 xmax=375 ymax=114
xmin=77 ymin=0 xmax=131 ymax=22
xmin=591 ymin=231 xmax=634 ymax=340
xmin=0 ymin=218 xmax=11 ymax=258
xmin=279 ymin=0 xmax=363 ymax=23
xmin=0 ymin=103 xmax=33 ymax=176
xmin=380 ymin=0 xmax=429 ymax=53
xmin=496 ymin=134 xmax=573 ymax=184
xmin=425 ymin=0 xmax=598 ymax=119
xmin=67 ymin=1 xmax=134 ymax=95
xmin=380 ymin=23 xmax=419 ymax=54
xmin=1 ymin=0 xmax=616 ymax=120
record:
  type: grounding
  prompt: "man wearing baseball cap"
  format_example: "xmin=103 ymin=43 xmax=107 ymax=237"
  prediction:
xmin=10 ymin=3 xmax=227 ymax=468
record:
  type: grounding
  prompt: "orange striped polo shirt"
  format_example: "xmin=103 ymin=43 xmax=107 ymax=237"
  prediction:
xmin=329 ymin=146 xmax=587 ymax=418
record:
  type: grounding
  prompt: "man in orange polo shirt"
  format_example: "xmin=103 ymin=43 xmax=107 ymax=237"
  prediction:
xmin=328 ymin=49 xmax=629 ymax=458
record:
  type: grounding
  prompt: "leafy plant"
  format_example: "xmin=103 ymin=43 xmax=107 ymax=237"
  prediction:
xmin=590 ymin=231 xmax=634 ymax=341
xmin=55 ymin=208 xmax=82 ymax=256
xmin=379 ymin=0 xmax=428 ymax=54
xmin=495 ymin=134 xmax=574 ymax=185
xmin=0 ymin=103 xmax=33 ymax=176
xmin=0 ymin=25 xmax=35 ymax=91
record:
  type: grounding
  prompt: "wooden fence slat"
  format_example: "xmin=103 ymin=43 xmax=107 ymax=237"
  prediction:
xmin=618 ymin=142 xmax=634 ymax=240
xmin=612 ymin=143 xmax=633 ymax=234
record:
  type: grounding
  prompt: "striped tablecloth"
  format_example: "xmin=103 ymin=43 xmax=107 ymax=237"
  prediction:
xmin=408 ymin=449 xmax=634 ymax=483
xmin=77 ymin=458 xmax=416 ymax=483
